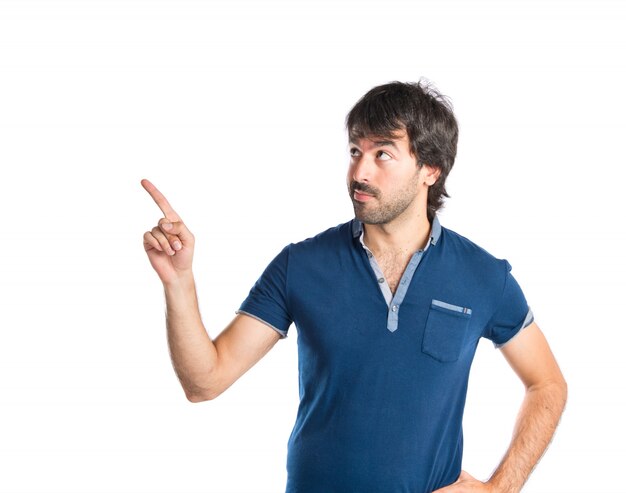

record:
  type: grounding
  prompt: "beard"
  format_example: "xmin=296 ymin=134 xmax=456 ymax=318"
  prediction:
xmin=349 ymin=176 xmax=420 ymax=225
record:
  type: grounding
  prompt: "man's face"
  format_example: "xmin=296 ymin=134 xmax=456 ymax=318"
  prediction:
xmin=347 ymin=131 xmax=436 ymax=225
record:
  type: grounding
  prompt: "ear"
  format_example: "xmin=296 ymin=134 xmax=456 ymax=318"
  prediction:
xmin=421 ymin=165 xmax=441 ymax=186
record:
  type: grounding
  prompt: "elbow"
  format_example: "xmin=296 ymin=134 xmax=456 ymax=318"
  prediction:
xmin=186 ymin=392 xmax=212 ymax=403
xmin=180 ymin=368 xmax=225 ymax=403
xmin=552 ymin=369 xmax=568 ymax=407
xmin=185 ymin=389 xmax=220 ymax=403
xmin=532 ymin=374 xmax=568 ymax=411
xmin=559 ymin=375 xmax=569 ymax=408
xmin=554 ymin=377 xmax=568 ymax=421
xmin=184 ymin=384 xmax=223 ymax=403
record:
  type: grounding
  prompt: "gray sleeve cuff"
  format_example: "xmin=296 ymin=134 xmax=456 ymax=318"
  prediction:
xmin=236 ymin=310 xmax=288 ymax=338
xmin=494 ymin=307 xmax=534 ymax=349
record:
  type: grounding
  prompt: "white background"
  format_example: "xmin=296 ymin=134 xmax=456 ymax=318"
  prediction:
xmin=1 ymin=0 xmax=625 ymax=491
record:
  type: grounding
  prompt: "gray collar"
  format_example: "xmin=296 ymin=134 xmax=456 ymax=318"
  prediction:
xmin=351 ymin=215 xmax=442 ymax=247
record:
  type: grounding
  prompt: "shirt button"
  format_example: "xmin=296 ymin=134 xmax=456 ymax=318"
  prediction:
xmin=367 ymin=252 xmax=373 ymax=258
xmin=378 ymin=278 xmax=384 ymax=284
xmin=391 ymin=305 xmax=398 ymax=312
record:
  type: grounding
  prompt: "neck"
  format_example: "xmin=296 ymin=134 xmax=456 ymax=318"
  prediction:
xmin=362 ymin=210 xmax=432 ymax=255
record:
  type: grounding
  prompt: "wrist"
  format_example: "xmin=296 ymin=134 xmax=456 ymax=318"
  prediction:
xmin=163 ymin=270 xmax=195 ymax=292
xmin=484 ymin=478 xmax=518 ymax=493
xmin=483 ymin=480 xmax=498 ymax=493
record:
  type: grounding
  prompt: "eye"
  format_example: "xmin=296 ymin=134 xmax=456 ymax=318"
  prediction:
xmin=350 ymin=147 xmax=361 ymax=158
xmin=376 ymin=150 xmax=392 ymax=161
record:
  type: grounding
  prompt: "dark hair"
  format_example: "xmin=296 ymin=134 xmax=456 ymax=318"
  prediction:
xmin=346 ymin=79 xmax=458 ymax=221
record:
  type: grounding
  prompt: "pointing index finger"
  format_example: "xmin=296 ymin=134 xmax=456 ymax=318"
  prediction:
xmin=141 ymin=178 xmax=181 ymax=221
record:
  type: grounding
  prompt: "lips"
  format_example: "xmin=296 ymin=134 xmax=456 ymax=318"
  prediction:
xmin=353 ymin=190 xmax=374 ymax=202
xmin=350 ymin=181 xmax=379 ymax=203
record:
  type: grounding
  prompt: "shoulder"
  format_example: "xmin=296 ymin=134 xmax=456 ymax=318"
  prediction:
xmin=439 ymin=226 xmax=498 ymax=260
xmin=289 ymin=220 xmax=354 ymax=252
xmin=437 ymin=225 xmax=511 ymax=280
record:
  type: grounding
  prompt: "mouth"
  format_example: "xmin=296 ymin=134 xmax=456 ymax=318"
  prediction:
xmin=349 ymin=181 xmax=379 ymax=204
xmin=353 ymin=190 xmax=375 ymax=202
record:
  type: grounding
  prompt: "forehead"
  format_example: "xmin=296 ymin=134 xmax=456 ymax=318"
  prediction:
xmin=349 ymin=131 xmax=409 ymax=149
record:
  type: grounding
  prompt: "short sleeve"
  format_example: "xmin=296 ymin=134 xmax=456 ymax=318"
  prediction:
xmin=483 ymin=260 xmax=533 ymax=348
xmin=237 ymin=245 xmax=292 ymax=338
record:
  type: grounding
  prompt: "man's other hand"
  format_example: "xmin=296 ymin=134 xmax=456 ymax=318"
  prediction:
xmin=432 ymin=471 xmax=495 ymax=492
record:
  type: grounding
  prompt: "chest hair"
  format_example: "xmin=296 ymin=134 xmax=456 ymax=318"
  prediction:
xmin=376 ymin=250 xmax=413 ymax=295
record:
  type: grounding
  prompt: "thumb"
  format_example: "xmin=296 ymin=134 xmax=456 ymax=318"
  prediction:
xmin=431 ymin=471 xmax=477 ymax=493
xmin=457 ymin=470 xmax=474 ymax=482
xmin=159 ymin=218 xmax=195 ymax=244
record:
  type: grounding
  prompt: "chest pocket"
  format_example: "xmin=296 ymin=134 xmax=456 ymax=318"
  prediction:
xmin=422 ymin=300 xmax=472 ymax=362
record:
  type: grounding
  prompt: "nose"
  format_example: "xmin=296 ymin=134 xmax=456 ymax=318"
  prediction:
xmin=350 ymin=154 xmax=375 ymax=184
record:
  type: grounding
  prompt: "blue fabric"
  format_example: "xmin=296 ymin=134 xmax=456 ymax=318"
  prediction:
xmin=238 ymin=219 xmax=530 ymax=493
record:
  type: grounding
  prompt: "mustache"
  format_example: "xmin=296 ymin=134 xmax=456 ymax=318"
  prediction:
xmin=350 ymin=181 xmax=380 ymax=197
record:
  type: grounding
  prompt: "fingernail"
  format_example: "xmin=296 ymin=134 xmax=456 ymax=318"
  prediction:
xmin=173 ymin=241 xmax=181 ymax=250
xmin=163 ymin=222 xmax=172 ymax=230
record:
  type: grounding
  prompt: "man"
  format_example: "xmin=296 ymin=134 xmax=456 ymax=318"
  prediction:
xmin=142 ymin=80 xmax=567 ymax=492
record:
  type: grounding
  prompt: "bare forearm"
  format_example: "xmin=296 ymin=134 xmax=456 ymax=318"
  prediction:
xmin=164 ymin=273 xmax=218 ymax=401
xmin=487 ymin=380 xmax=567 ymax=492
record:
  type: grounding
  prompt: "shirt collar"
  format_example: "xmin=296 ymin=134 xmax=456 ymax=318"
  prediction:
xmin=351 ymin=215 xmax=442 ymax=247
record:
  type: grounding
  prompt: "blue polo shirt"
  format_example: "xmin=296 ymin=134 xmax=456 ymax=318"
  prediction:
xmin=238 ymin=217 xmax=532 ymax=493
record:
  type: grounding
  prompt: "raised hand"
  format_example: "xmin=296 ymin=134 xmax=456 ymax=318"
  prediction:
xmin=141 ymin=179 xmax=195 ymax=285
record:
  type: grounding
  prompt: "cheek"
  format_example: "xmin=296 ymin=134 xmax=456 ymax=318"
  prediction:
xmin=346 ymin=162 xmax=357 ymax=181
